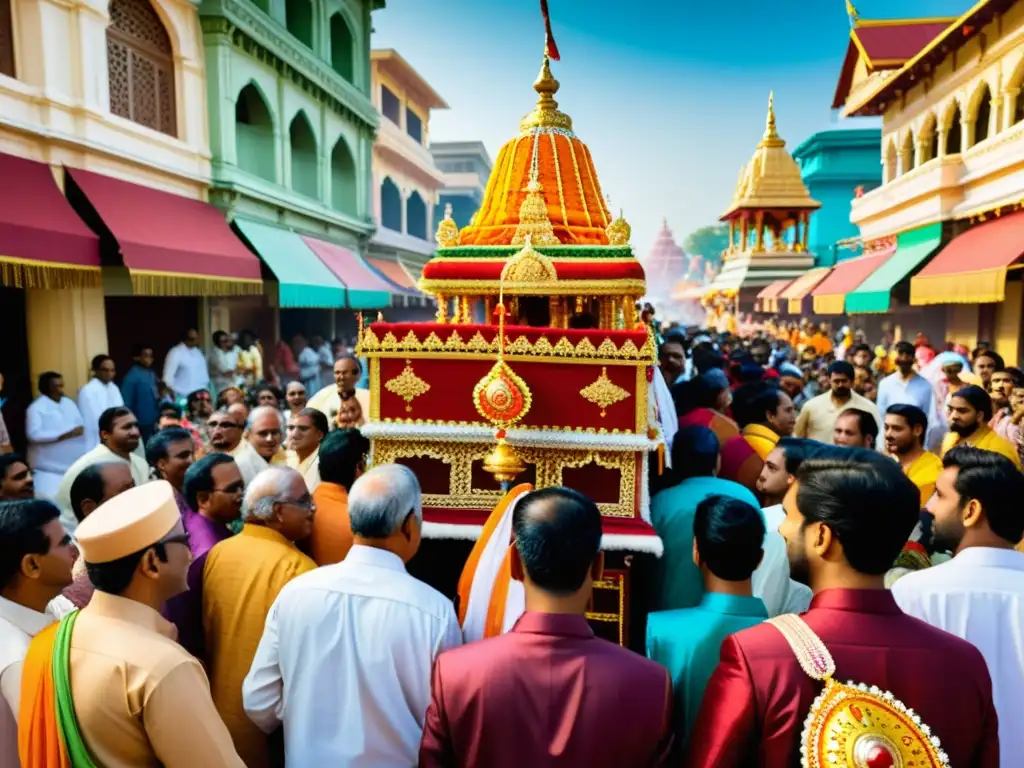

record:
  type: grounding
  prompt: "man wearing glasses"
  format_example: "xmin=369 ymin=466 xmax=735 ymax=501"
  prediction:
xmin=202 ymin=467 xmax=316 ymax=767
xmin=18 ymin=481 xmax=245 ymax=766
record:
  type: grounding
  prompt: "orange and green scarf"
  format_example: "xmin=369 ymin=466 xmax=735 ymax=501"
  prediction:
xmin=18 ymin=611 xmax=97 ymax=768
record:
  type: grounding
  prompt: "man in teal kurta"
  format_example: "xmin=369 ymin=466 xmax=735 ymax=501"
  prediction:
xmin=651 ymin=426 xmax=760 ymax=611
xmin=647 ymin=494 xmax=767 ymax=747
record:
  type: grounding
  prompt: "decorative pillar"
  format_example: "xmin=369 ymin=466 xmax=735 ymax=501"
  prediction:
xmin=963 ymin=119 xmax=975 ymax=151
xmin=937 ymin=127 xmax=948 ymax=157
xmin=791 ymin=217 xmax=800 ymax=251
xmin=727 ymin=219 xmax=735 ymax=254
xmin=599 ymin=298 xmax=614 ymax=329
xmin=991 ymin=95 xmax=1003 ymax=137
xmin=801 ymin=212 xmax=809 ymax=251
xmin=483 ymin=296 xmax=495 ymax=323
xmin=459 ymin=297 xmax=472 ymax=324
xmin=435 ymin=294 xmax=448 ymax=323
xmin=1004 ymin=89 xmax=1020 ymax=130
xmin=740 ymin=217 xmax=749 ymax=252
xmin=754 ymin=211 xmax=765 ymax=252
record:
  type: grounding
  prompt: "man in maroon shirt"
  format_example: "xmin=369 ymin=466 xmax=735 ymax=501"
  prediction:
xmin=686 ymin=451 xmax=999 ymax=768
xmin=419 ymin=487 xmax=673 ymax=767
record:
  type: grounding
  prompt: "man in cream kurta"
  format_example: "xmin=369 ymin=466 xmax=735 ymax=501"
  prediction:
xmin=308 ymin=356 xmax=369 ymax=428
xmin=26 ymin=373 xmax=86 ymax=501
xmin=17 ymin=481 xmax=244 ymax=767
xmin=53 ymin=408 xmax=149 ymax=534
xmin=77 ymin=356 xmax=124 ymax=451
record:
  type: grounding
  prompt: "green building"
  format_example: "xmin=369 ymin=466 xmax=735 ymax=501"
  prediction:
xmin=199 ymin=0 xmax=395 ymax=325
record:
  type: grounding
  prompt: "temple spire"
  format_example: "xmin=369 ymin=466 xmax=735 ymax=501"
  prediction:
xmin=759 ymin=92 xmax=785 ymax=148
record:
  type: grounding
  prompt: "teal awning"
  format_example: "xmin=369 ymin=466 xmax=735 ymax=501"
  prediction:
xmin=233 ymin=218 xmax=346 ymax=308
xmin=845 ymin=223 xmax=943 ymax=314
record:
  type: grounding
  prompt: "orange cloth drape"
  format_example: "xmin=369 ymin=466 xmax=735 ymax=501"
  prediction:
xmin=18 ymin=623 xmax=69 ymax=768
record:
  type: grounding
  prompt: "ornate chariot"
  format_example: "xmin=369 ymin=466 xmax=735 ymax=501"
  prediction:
xmin=358 ymin=44 xmax=665 ymax=646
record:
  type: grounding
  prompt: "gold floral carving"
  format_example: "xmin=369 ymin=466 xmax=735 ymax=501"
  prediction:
xmin=605 ymin=209 xmax=631 ymax=246
xmin=359 ymin=326 xmax=654 ymax=363
xmin=580 ymin=367 xmax=631 ymax=417
xmin=501 ymin=236 xmax=559 ymax=284
xmin=369 ymin=438 xmax=637 ymax=518
xmin=384 ymin=360 xmax=431 ymax=413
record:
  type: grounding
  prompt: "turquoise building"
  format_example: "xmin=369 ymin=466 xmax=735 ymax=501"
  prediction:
xmin=792 ymin=127 xmax=881 ymax=267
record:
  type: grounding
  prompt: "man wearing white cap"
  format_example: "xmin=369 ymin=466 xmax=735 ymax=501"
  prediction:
xmin=17 ymin=480 xmax=244 ymax=767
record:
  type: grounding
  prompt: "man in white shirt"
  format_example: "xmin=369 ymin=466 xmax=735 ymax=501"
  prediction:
xmin=25 ymin=372 xmax=86 ymax=501
xmin=793 ymin=361 xmax=880 ymax=444
xmin=163 ymin=328 xmax=210 ymax=400
xmin=892 ymin=446 xmax=1024 ymax=768
xmin=293 ymin=334 xmax=322 ymax=395
xmin=77 ymin=354 xmax=125 ymax=450
xmin=755 ymin=437 xmax=815 ymax=616
xmin=229 ymin=406 xmax=287 ymax=486
xmin=0 ymin=498 xmax=77 ymax=768
xmin=53 ymin=407 xmax=149 ymax=534
xmin=243 ymin=463 xmax=462 ymax=767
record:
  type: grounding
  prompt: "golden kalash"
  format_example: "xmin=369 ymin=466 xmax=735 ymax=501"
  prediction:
xmin=356 ymin=15 xmax=667 ymax=648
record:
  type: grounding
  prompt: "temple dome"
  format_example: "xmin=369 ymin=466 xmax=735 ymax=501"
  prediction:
xmin=458 ymin=56 xmax=614 ymax=246
xmin=721 ymin=93 xmax=821 ymax=219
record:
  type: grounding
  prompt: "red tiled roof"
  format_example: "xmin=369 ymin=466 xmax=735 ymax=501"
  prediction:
xmin=854 ymin=21 xmax=952 ymax=64
xmin=845 ymin=0 xmax=1014 ymax=116
xmin=832 ymin=19 xmax=953 ymax=109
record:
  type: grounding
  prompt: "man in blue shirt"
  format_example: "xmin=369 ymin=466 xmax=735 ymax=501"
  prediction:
xmin=647 ymin=494 xmax=767 ymax=749
xmin=876 ymin=341 xmax=943 ymax=451
xmin=651 ymin=425 xmax=760 ymax=611
xmin=119 ymin=344 xmax=160 ymax=442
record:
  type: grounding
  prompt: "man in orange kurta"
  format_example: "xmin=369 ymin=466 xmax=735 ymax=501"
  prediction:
xmin=202 ymin=468 xmax=316 ymax=768
xmin=308 ymin=428 xmax=368 ymax=566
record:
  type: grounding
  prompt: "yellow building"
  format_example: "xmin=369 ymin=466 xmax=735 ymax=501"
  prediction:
xmin=368 ymin=48 xmax=448 ymax=307
xmin=0 ymin=0 xmax=261 ymax=425
xmin=835 ymin=0 xmax=1024 ymax=358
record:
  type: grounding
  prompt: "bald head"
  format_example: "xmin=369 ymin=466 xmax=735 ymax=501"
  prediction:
xmin=512 ymin=487 xmax=602 ymax=596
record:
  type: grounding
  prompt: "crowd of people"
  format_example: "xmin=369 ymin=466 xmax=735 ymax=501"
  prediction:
xmin=0 ymin=315 xmax=1020 ymax=766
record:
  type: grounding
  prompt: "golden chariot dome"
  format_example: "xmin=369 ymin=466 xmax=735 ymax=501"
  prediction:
xmin=721 ymin=92 xmax=821 ymax=219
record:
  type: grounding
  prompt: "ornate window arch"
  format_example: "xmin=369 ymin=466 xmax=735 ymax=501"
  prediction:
xmin=330 ymin=12 xmax=355 ymax=83
xmin=289 ymin=111 xmax=319 ymax=199
xmin=107 ymin=0 xmax=177 ymax=137
xmin=946 ymin=103 xmax=963 ymax=155
xmin=330 ymin=137 xmax=358 ymax=215
xmin=970 ymin=82 xmax=993 ymax=145
xmin=406 ymin=191 xmax=427 ymax=239
xmin=380 ymin=178 xmax=402 ymax=231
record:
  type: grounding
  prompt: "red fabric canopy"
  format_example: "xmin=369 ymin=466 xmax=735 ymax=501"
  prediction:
xmin=67 ymin=169 xmax=261 ymax=292
xmin=811 ymin=249 xmax=894 ymax=314
xmin=911 ymin=211 xmax=1024 ymax=305
xmin=0 ymin=153 xmax=100 ymax=279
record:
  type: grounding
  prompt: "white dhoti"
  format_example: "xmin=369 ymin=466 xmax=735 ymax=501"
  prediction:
xmin=33 ymin=470 xmax=64 ymax=501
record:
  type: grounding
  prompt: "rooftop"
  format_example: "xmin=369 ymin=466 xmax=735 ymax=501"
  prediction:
xmin=371 ymin=48 xmax=449 ymax=111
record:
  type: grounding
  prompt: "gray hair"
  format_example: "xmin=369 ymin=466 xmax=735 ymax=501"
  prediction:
xmin=243 ymin=466 xmax=300 ymax=521
xmin=347 ymin=464 xmax=422 ymax=538
xmin=248 ymin=405 xmax=282 ymax=429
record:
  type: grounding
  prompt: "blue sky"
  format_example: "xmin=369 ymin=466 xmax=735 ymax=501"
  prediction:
xmin=372 ymin=0 xmax=969 ymax=258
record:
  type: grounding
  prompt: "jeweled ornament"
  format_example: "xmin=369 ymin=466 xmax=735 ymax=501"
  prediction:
xmin=473 ymin=361 xmax=532 ymax=427
xmin=768 ymin=614 xmax=950 ymax=768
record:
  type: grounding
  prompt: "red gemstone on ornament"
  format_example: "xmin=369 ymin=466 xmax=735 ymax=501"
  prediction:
xmin=849 ymin=704 xmax=863 ymax=722
xmin=496 ymin=428 xmax=507 ymax=439
xmin=864 ymin=744 xmax=895 ymax=768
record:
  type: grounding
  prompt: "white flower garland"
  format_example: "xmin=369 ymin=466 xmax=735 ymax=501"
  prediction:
xmin=361 ymin=421 xmax=662 ymax=453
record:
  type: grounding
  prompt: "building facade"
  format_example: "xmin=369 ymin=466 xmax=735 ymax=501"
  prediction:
xmin=0 ymin=0 xmax=241 ymax=437
xmin=431 ymin=140 xmax=493 ymax=231
xmin=834 ymin=1 xmax=1024 ymax=358
xmin=792 ymin=127 xmax=882 ymax=267
xmin=368 ymin=47 xmax=447 ymax=291
xmin=199 ymin=0 xmax=393 ymax=340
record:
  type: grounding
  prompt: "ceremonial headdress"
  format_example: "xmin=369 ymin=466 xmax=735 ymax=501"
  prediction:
xmin=75 ymin=480 xmax=179 ymax=563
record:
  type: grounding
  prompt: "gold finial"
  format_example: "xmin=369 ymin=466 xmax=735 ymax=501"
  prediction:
xmin=519 ymin=55 xmax=573 ymax=133
xmin=759 ymin=91 xmax=785 ymax=148
xmin=606 ymin=208 xmax=631 ymax=246
xmin=435 ymin=202 xmax=460 ymax=248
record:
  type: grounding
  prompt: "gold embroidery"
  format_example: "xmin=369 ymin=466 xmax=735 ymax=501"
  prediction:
xmin=580 ymin=367 xmax=632 ymax=417
xmin=384 ymin=360 xmax=431 ymax=413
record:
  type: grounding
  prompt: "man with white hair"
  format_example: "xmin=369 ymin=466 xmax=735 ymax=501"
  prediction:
xmin=243 ymin=463 xmax=461 ymax=767
xmin=203 ymin=467 xmax=316 ymax=768
xmin=231 ymin=406 xmax=288 ymax=486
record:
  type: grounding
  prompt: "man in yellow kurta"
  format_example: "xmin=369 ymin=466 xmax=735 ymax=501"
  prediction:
xmin=884 ymin=404 xmax=943 ymax=509
xmin=202 ymin=467 xmax=316 ymax=768
xmin=941 ymin=385 xmax=1022 ymax=469
xmin=18 ymin=481 xmax=244 ymax=767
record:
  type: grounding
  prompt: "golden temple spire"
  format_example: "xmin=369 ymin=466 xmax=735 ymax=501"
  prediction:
xmin=511 ymin=140 xmax=560 ymax=246
xmin=760 ymin=91 xmax=784 ymax=148
xmin=519 ymin=55 xmax=573 ymax=133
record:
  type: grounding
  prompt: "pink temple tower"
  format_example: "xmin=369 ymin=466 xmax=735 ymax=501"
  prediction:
xmin=643 ymin=219 xmax=688 ymax=301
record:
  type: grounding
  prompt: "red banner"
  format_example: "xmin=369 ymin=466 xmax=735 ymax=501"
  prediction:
xmin=540 ymin=0 xmax=561 ymax=60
